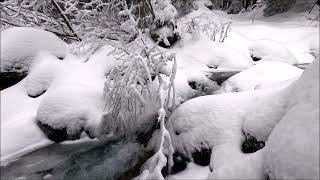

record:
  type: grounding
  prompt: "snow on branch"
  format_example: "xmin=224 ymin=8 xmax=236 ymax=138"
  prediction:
xmin=178 ymin=12 xmax=232 ymax=43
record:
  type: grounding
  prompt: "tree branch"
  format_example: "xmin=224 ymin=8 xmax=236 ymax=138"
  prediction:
xmin=51 ymin=0 xmax=81 ymax=41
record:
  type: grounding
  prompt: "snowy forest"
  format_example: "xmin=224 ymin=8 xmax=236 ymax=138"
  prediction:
xmin=0 ymin=0 xmax=319 ymax=179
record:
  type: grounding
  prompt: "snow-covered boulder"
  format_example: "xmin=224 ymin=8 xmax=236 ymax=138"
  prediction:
xmin=150 ymin=0 xmax=179 ymax=48
xmin=178 ymin=38 xmax=254 ymax=71
xmin=167 ymin=59 xmax=319 ymax=179
xmin=220 ymin=60 xmax=303 ymax=93
xmin=249 ymin=39 xmax=298 ymax=64
xmin=0 ymin=27 xmax=67 ymax=73
xmin=31 ymin=49 xmax=118 ymax=142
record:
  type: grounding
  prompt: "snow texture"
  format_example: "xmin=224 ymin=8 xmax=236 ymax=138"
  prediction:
xmin=220 ymin=60 xmax=303 ymax=93
xmin=167 ymin=60 xmax=319 ymax=179
xmin=249 ymin=39 xmax=298 ymax=64
xmin=0 ymin=27 xmax=67 ymax=73
xmin=264 ymin=60 xmax=319 ymax=180
xmin=1 ymin=45 xmax=120 ymax=163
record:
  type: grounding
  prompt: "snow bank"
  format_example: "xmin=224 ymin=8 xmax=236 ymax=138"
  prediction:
xmin=167 ymin=60 xmax=319 ymax=179
xmin=165 ymin=162 xmax=210 ymax=180
xmin=167 ymin=85 xmax=286 ymax=157
xmin=34 ymin=46 xmax=118 ymax=140
xmin=178 ymin=37 xmax=254 ymax=70
xmin=264 ymin=60 xmax=319 ymax=180
xmin=1 ymin=45 xmax=120 ymax=162
xmin=0 ymin=27 xmax=67 ymax=73
xmin=249 ymin=39 xmax=298 ymax=64
xmin=220 ymin=60 xmax=303 ymax=93
xmin=1 ymin=80 xmax=52 ymax=165
xmin=208 ymin=146 xmax=265 ymax=179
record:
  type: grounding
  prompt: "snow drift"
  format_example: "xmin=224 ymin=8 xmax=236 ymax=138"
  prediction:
xmin=167 ymin=60 xmax=319 ymax=179
xmin=0 ymin=27 xmax=67 ymax=73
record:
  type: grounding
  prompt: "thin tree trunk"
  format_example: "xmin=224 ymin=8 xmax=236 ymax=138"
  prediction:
xmin=51 ymin=0 xmax=81 ymax=41
xmin=145 ymin=0 xmax=155 ymax=19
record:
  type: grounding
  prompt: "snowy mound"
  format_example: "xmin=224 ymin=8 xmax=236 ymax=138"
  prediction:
xmin=0 ymin=27 xmax=67 ymax=73
xmin=177 ymin=37 xmax=254 ymax=71
xmin=220 ymin=60 xmax=303 ymax=93
xmin=249 ymin=39 xmax=298 ymax=64
xmin=264 ymin=60 xmax=319 ymax=179
xmin=32 ymin=48 xmax=118 ymax=141
xmin=167 ymin=60 xmax=319 ymax=179
xmin=1 ymin=46 xmax=120 ymax=163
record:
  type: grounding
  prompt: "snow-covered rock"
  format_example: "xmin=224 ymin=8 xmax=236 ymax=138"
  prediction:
xmin=0 ymin=27 xmax=67 ymax=73
xmin=220 ymin=60 xmax=303 ymax=93
xmin=178 ymin=37 xmax=254 ymax=71
xmin=249 ymin=39 xmax=298 ymax=64
xmin=32 ymin=46 xmax=119 ymax=142
xmin=167 ymin=59 xmax=319 ymax=179
xmin=1 ymin=45 xmax=120 ymax=163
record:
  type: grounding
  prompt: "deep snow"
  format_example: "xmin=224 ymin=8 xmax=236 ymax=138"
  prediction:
xmin=1 ymin=2 xmax=319 ymax=180
xmin=0 ymin=27 xmax=68 ymax=73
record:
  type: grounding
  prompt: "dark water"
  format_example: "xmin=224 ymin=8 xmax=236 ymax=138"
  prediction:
xmin=1 ymin=139 xmax=150 ymax=180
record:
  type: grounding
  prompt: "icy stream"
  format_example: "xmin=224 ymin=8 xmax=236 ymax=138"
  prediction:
xmin=1 ymin=138 xmax=150 ymax=180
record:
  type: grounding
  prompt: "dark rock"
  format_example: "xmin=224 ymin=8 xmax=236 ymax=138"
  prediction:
xmin=188 ymin=79 xmax=219 ymax=95
xmin=161 ymin=152 xmax=191 ymax=177
xmin=188 ymin=81 xmax=197 ymax=90
xmin=150 ymin=23 xmax=180 ymax=48
xmin=136 ymin=113 xmax=160 ymax=146
xmin=171 ymin=152 xmax=190 ymax=174
xmin=251 ymin=55 xmax=262 ymax=62
xmin=36 ymin=121 xmax=83 ymax=142
xmin=0 ymin=72 xmax=27 ymax=90
xmin=191 ymin=148 xmax=211 ymax=166
xmin=117 ymin=151 xmax=154 ymax=180
xmin=242 ymin=131 xmax=265 ymax=153
xmin=205 ymin=70 xmax=240 ymax=85
xmin=28 ymin=90 xmax=47 ymax=98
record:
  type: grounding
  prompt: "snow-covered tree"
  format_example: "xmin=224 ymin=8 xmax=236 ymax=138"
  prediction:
xmin=264 ymin=0 xmax=296 ymax=16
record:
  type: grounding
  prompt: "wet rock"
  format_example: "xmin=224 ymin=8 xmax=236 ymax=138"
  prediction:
xmin=251 ymin=55 xmax=262 ymax=62
xmin=192 ymin=148 xmax=212 ymax=166
xmin=36 ymin=121 xmax=83 ymax=142
xmin=0 ymin=72 xmax=27 ymax=90
xmin=161 ymin=152 xmax=191 ymax=177
xmin=205 ymin=70 xmax=241 ymax=85
xmin=242 ymin=131 xmax=265 ymax=153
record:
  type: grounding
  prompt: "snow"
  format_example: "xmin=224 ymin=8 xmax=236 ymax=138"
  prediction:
xmin=165 ymin=162 xmax=210 ymax=180
xmin=208 ymin=146 xmax=265 ymax=180
xmin=264 ymin=60 xmax=319 ymax=179
xmin=1 ymin=2 xmax=319 ymax=179
xmin=249 ymin=39 xmax=298 ymax=64
xmin=167 ymin=60 xmax=319 ymax=179
xmin=0 ymin=79 xmax=52 ymax=165
xmin=177 ymin=37 xmax=254 ymax=71
xmin=154 ymin=0 xmax=178 ymax=25
xmin=220 ymin=60 xmax=303 ymax=93
xmin=0 ymin=27 xmax=68 ymax=73
xmin=1 ymin=45 xmax=120 ymax=163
